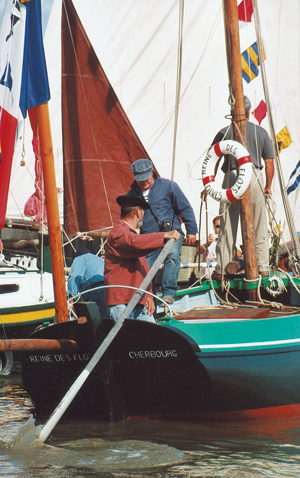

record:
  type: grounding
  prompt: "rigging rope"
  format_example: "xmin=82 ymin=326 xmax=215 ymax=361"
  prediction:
xmin=147 ymin=6 xmax=222 ymax=152
xmin=253 ymin=0 xmax=300 ymax=272
xmin=171 ymin=0 xmax=184 ymax=180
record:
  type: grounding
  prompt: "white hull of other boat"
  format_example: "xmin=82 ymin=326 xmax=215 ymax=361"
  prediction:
xmin=0 ymin=254 xmax=55 ymax=339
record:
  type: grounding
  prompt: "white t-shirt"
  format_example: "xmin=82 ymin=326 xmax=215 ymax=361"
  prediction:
xmin=201 ymin=241 xmax=217 ymax=279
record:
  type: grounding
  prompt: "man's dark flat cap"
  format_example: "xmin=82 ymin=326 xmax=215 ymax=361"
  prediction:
xmin=116 ymin=195 xmax=150 ymax=209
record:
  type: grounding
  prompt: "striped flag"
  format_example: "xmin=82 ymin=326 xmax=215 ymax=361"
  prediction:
xmin=241 ymin=42 xmax=265 ymax=83
xmin=287 ymin=161 xmax=300 ymax=195
xmin=0 ymin=0 xmax=50 ymax=229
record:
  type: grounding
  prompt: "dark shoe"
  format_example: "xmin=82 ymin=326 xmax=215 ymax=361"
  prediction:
xmin=162 ymin=295 xmax=175 ymax=304
xmin=162 ymin=296 xmax=175 ymax=315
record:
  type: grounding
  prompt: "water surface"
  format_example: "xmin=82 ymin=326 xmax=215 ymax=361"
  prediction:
xmin=1 ymin=372 xmax=300 ymax=477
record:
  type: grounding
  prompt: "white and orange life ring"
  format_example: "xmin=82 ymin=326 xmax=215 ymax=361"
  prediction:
xmin=202 ymin=140 xmax=252 ymax=203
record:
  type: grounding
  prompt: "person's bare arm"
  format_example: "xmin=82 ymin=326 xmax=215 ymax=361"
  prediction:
xmin=264 ymin=158 xmax=274 ymax=196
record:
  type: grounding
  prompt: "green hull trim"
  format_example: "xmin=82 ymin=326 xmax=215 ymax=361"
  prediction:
xmin=1 ymin=301 xmax=55 ymax=314
xmin=163 ymin=314 xmax=300 ymax=352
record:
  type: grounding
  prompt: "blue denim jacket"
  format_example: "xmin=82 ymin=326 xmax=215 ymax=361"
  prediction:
xmin=127 ymin=175 xmax=197 ymax=236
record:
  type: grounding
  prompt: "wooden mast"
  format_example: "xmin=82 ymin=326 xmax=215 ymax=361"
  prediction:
xmin=223 ymin=0 xmax=258 ymax=300
xmin=36 ymin=103 xmax=69 ymax=322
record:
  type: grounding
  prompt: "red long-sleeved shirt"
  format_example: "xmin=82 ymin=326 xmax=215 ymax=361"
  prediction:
xmin=104 ymin=220 xmax=166 ymax=306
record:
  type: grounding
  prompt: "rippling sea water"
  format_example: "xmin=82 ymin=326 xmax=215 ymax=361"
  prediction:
xmin=1 ymin=371 xmax=300 ymax=477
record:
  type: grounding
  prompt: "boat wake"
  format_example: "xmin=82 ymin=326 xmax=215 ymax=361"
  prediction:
xmin=6 ymin=435 xmax=186 ymax=472
xmin=57 ymin=438 xmax=186 ymax=469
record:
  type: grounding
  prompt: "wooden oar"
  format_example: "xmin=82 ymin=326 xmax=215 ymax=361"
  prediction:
xmin=38 ymin=238 xmax=175 ymax=443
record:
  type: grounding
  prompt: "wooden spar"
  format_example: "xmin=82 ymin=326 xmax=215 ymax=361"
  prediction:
xmin=0 ymin=339 xmax=78 ymax=352
xmin=223 ymin=0 xmax=258 ymax=300
xmin=36 ymin=103 xmax=69 ymax=322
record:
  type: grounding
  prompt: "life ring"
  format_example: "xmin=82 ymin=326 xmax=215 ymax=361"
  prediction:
xmin=0 ymin=351 xmax=13 ymax=375
xmin=202 ymin=140 xmax=252 ymax=203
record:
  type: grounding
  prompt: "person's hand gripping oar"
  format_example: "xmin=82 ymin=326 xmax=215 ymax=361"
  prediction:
xmin=36 ymin=234 xmax=179 ymax=444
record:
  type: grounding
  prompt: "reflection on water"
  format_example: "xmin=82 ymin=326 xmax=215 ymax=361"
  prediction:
xmin=1 ymin=373 xmax=300 ymax=477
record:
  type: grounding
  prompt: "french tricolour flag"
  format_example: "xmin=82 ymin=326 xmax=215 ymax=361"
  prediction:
xmin=0 ymin=0 xmax=50 ymax=229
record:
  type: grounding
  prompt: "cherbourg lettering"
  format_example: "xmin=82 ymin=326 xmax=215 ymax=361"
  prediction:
xmin=129 ymin=349 xmax=177 ymax=359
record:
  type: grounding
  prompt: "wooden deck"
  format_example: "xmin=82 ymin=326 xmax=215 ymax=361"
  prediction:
xmin=173 ymin=306 xmax=271 ymax=320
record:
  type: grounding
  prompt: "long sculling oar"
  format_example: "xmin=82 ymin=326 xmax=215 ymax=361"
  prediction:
xmin=38 ymin=238 xmax=175 ymax=443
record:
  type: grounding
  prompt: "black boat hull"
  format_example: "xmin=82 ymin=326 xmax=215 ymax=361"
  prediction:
xmin=22 ymin=317 xmax=211 ymax=421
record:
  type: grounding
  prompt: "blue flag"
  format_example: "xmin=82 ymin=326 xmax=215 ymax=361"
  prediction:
xmin=19 ymin=0 xmax=51 ymax=117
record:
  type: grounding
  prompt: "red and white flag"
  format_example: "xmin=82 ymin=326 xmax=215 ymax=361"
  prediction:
xmin=238 ymin=0 xmax=254 ymax=23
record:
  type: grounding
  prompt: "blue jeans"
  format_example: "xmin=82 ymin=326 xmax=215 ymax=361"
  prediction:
xmin=107 ymin=304 xmax=155 ymax=323
xmin=85 ymin=287 xmax=106 ymax=318
xmin=146 ymin=234 xmax=184 ymax=298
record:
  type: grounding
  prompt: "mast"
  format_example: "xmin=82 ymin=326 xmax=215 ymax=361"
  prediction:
xmin=223 ymin=0 xmax=258 ymax=300
xmin=37 ymin=103 xmax=69 ymax=323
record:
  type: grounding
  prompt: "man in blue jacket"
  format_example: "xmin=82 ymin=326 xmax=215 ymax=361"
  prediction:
xmin=127 ymin=158 xmax=197 ymax=306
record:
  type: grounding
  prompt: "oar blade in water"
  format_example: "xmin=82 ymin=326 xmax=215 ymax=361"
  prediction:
xmin=10 ymin=416 xmax=42 ymax=449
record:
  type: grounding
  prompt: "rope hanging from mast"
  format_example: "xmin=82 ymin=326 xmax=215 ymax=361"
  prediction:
xmin=171 ymin=0 xmax=185 ymax=180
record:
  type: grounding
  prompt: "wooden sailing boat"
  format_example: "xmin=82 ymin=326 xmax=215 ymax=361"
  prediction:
xmin=16 ymin=0 xmax=300 ymax=425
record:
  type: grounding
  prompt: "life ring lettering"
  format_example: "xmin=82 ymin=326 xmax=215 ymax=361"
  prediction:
xmin=202 ymin=140 xmax=252 ymax=203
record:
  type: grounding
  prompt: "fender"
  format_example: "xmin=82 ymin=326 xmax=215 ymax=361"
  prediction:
xmin=202 ymin=140 xmax=252 ymax=203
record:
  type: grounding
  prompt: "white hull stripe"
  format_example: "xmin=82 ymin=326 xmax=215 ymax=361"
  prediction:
xmin=199 ymin=337 xmax=300 ymax=350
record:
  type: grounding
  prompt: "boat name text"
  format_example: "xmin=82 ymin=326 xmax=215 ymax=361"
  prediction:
xmin=129 ymin=349 xmax=177 ymax=359
xmin=28 ymin=353 xmax=91 ymax=363
xmin=204 ymin=184 xmax=222 ymax=201
xmin=201 ymin=150 xmax=212 ymax=178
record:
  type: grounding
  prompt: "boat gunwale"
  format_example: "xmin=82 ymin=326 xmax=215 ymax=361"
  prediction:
xmin=0 ymin=302 xmax=55 ymax=314
xmin=198 ymin=341 xmax=300 ymax=356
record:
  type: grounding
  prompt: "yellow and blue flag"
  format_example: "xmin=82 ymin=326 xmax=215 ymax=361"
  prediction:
xmin=241 ymin=42 xmax=265 ymax=83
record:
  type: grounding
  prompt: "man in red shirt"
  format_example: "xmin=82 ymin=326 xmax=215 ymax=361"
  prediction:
xmin=105 ymin=195 xmax=181 ymax=322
